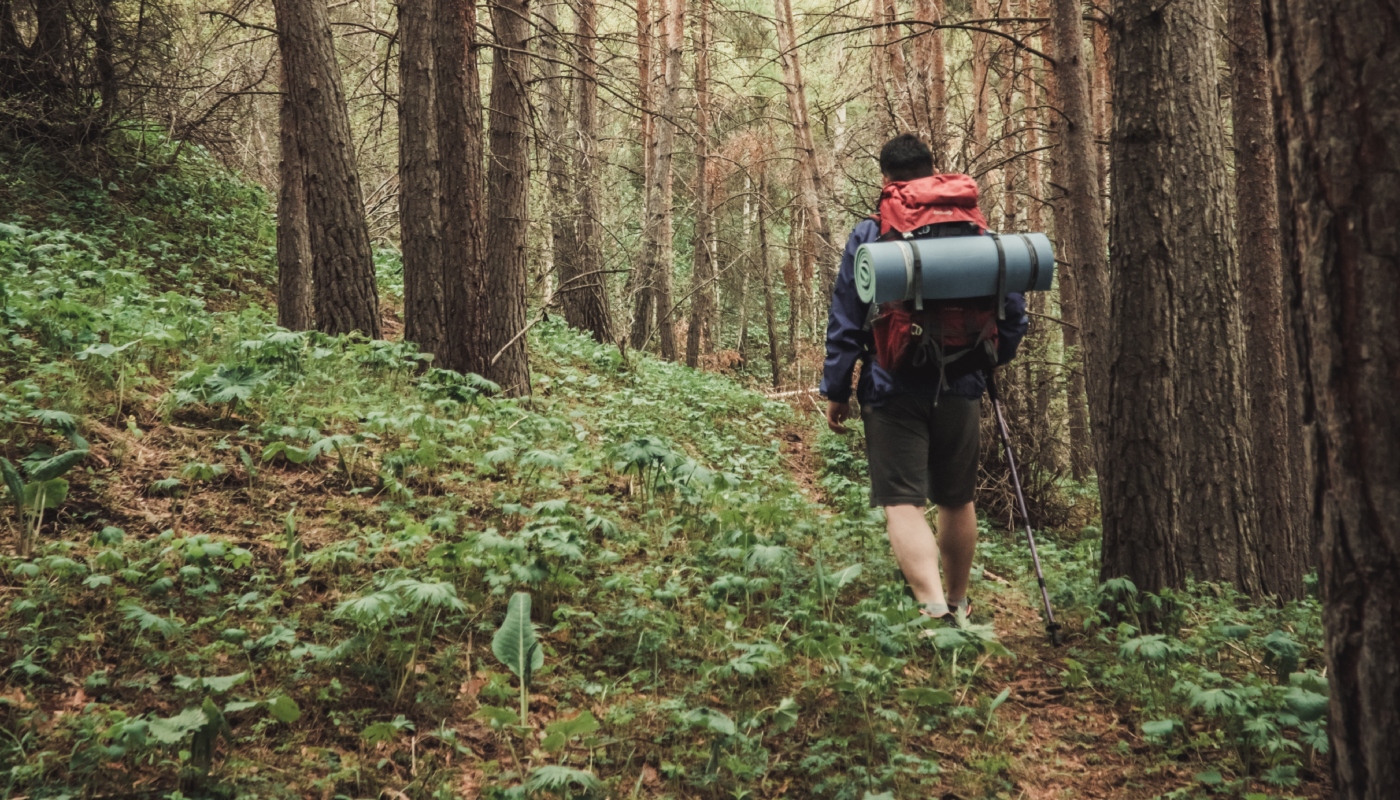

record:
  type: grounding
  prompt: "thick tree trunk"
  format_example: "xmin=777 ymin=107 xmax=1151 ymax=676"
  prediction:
xmin=567 ymin=0 xmax=614 ymax=343
xmin=774 ymin=0 xmax=837 ymax=300
xmin=1272 ymin=1 xmax=1400 ymax=793
xmin=276 ymin=71 xmax=315 ymax=332
xmin=484 ymin=0 xmax=533 ymax=392
xmin=399 ymin=0 xmax=445 ymax=356
xmin=435 ymin=0 xmax=487 ymax=376
xmin=539 ymin=0 xmax=581 ymax=334
xmin=1230 ymin=0 xmax=1305 ymax=599
xmin=685 ymin=0 xmax=714 ymax=367
xmin=1100 ymin=0 xmax=1262 ymax=596
xmin=273 ymin=0 xmax=380 ymax=338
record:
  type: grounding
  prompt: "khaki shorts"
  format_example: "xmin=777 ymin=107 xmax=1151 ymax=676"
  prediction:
xmin=862 ymin=393 xmax=980 ymax=508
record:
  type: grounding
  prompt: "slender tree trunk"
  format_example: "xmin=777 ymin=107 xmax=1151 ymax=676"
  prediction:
xmin=686 ymin=0 xmax=714 ymax=366
xmin=774 ymin=0 xmax=837 ymax=300
xmin=1091 ymin=4 xmax=1111 ymax=218
xmin=276 ymin=68 xmax=315 ymax=331
xmin=1100 ymin=0 xmax=1262 ymax=595
xmin=1230 ymin=0 xmax=1305 ymax=599
xmin=484 ymin=0 xmax=533 ymax=392
xmin=435 ymin=0 xmax=487 ymax=376
xmin=969 ymin=0 xmax=992 ymax=173
xmin=628 ymin=0 xmax=658 ymax=349
xmin=540 ymin=0 xmax=581 ymax=332
xmin=652 ymin=0 xmax=684 ymax=360
xmin=568 ymin=0 xmax=613 ymax=343
xmin=1273 ymin=1 xmax=1400 ymax=792
xmin=274 ymin=0 xmax=381 ymax=338
xmin=758 ymin=171 xmax=781 ymax=388
xmin=911 ymin=0 xmax=947 ymax=166
xmin=399 ymin=0 xmax=445 ymax=355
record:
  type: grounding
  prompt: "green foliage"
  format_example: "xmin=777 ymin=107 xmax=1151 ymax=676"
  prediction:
xmin=493 ymin=592 xmax=543 ymax=722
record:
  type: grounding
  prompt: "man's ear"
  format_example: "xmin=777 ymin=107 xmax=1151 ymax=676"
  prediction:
xmin=881 ymin=173 xmax=892 ymax=186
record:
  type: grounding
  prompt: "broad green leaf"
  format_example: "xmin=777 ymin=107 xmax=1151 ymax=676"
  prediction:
xmin=1284 ymin=686 xmax=1328 ymax=722
xmin=28 ymin=449 xmax=87 ymax=482
xmin=492 ymin=592 xmax=543 ymax=681
xmin=900 ymin=687 xmax=955 ymax=709
xmin=988 ymin=687 xmax=1012 ymax=713
xmin=473 ymin=705 xmax=520 ymax=728
xmin=540 ymin=732 xmax=567 ymax=752
xmin=266 ymin=695 xmax=301 ymax=723
xmin=148 ymin=707 xmax=208 ymax=744
xmin=831 ymin=563 xmax=863 ymax=589
xmin=1 ymin=458 xmax=24 ymax=515
xmin=682 ymin=706 xmax=736 ymax=737
xmin=522 ymin=765 xmax=602 ymax=794
xmin=1142 ymin=719 xmax=1180 ymax=738
xmin=361 ymin=721 xmax=400 ymax=745
xmin=772 ymin=697 xmax=800 ymax=732
xmin=223 ymin=700 xmax=261 ymax=714
xmin=23 ymin=478 xmax=68 ymax=509
xmin=545 ymin=709 xmax=599 ymax=740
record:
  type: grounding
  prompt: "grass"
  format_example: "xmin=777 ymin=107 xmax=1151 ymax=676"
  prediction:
xmin=0 ymin=141 xmax=1328 ymax=800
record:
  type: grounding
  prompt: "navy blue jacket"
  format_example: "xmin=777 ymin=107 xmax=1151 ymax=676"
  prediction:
xmin=819 ymin=217 xmax=1030 ymax=407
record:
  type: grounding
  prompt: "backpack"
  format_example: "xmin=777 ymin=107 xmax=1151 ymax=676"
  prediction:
xmin=866 ymin=219 xmax=1001 ymax=390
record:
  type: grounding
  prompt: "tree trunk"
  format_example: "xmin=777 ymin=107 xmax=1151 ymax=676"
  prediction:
xmin=628 ymin=0 xmax=657 ymax=349
xmin=1230 ymin=0 xmax=1305 ymax=599
xmin=399 ymin=0 xmax=445 ymax=356
xmin=653 ymin=0 xmax=685 ymax=360
xmin=567 ymin=0 xmax=614 ymax=343
xmin=1090 ymin=4 xmax=1111 ymax=219
xmin=273 ymin=0 xmax=381 ymax=338
xmin=435 ymin=0 xmax=487 ymax=376
xmin=483 ymin=0 xmax=533 ymax=392
xmin=1100 ymin=0 xmax=1262 ymax=596
xmin=276 ymin=67 xmax=315 ymax=332
xmin=758 ymin=171 xmax=781 ymax=388
xmin=911 ymin=0 xmax=947 ymax=166
xmin=774 ymin=0 xmax=837 ymax=300
xmin=1272 ymin=1 xmax=1400 ymax=793
xmin=968 ymin=0 xmax=992 ymax=173
xmin=539 ymin=0 xmax=581 ymax=335
xmin=685 ymin=0 xmax=714 ymax=367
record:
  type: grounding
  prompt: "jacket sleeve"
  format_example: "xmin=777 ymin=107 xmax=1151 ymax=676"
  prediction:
xmin=819 ymin=220 xmax=879 ymax=403
xmin=996 ymin=291 xmax=1030 ymax=365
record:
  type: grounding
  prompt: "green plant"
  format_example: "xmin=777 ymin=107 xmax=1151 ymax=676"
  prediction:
xmin=493 ymin=591 xmax=543 ymax=723
xmin=2 ymin=445 xmax=88 ymax=557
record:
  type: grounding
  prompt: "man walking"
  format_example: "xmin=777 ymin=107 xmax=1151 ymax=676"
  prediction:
xmin=820 ymin=134 xmax=1029 ymax=626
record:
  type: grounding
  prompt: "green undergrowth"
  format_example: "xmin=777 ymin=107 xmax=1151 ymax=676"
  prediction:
xmin=0 ymin=148 xmax=1326 ymax=800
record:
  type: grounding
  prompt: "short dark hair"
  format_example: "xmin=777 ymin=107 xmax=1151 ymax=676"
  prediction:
xmin=879 ymin=133 xmax=935 ymax=181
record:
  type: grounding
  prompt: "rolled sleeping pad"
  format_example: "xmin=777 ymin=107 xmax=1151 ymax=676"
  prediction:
xmin=854 ymin=232 xmax=1055 ymax=304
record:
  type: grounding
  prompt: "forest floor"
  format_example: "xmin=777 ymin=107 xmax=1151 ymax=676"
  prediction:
xmin=0 ymin=142 xmax=1329 ymax=800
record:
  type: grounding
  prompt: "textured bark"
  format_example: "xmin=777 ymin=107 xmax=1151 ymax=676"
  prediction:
xmin=1230 ymin=0 xmax=1306 ymax=599
xmin=567 ymin=0 xmax=614 ymax=343
xmin=399 ymin=0 xmax=445 ymax=356
xmin=1048 ymin=0 xmax=1108 ymax=481
xmin=774 ymin=0 xmax=837 ymax=300
xmin=273 ymin=0 xmax=380 ymax=338
xmin=1100 ymin=0 xmax=1262 ymax=596
xmin=654 ymin=0 xmax=684 ymax=359
xmin=628 ymin=0 xmax=657 ymax=349
xmin=484 ymin=0 xmax=533 ymax=392
xmin=910 ymin=0 xmax=947 ymax=166
xmin=1271 ymin=0 xmax=1400 ymax=793
xmin=276 ymin=71 xmax=315 ymax=332
xmin=435 ymin=0 xmax=487 ymax=376
xmin=539 ymin=0 xmax=580 ymax=332
xmin=758 ymin=171 xmax=781 ymax=388
xmin=968 ymin=0 xmax=992 ymax=173
xmin=1090 ymin=4 xmax=1111 ymax=218
xmin=685 ymin=0 xmax=714 ymax=366
xmin=878 ymin=0 xmax=908 ymax=131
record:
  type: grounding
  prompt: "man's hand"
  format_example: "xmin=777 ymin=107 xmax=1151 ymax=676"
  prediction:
xmin=826 ymin=400 xmax=852 ymax=434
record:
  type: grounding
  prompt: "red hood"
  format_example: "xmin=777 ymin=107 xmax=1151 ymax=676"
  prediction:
xmin=876 ymin=173 xmax=989 ymax=235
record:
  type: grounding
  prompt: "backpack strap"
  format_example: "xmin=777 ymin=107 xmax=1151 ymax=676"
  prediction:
xmin=903 ymin=233 xmax=925 ymax=311
xmin=1017 ymin=233 xmax=1040 ymax=292
xmin=990 ymin=233 xmax=1008 ymax=320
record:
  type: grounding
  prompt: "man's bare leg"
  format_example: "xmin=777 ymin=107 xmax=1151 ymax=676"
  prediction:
xmin=936 ymin=501 xmax=978 ymax=607
xmin=884 ymin=505 xmax=947 ymax=608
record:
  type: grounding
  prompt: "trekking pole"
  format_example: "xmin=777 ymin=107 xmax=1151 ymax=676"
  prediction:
xmin=985 ymin=372 xmax=1063 ymax=646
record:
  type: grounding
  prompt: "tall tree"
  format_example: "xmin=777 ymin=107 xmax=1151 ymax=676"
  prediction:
xmin=435 ymin=0 xmax=487 ymax=376
xmin=968 ymin=0 xmax=992 ymax=172
xmin=399 ymin=0 xmax=445 ymax=356
xmin=685 ymin=0 xmax=715 ymax=366
xmin=539 ymin=0 xmax=580 ymax=327
xmin=910 ymin=0 xmax=947 ymax=165
xmin=628 ymin=0 xmax=658 ymax=350
xmin=566 ymin=0 xmax=614 ymax=343
xmin=758 ymin=168 xmax=781 ymax=388
xmin=653 ymin=0 xmax=685 ymax=359
xmin=273 ymin=0 xmax=380 ymax=338
xmin=1272 ymin=0 xmax=1400 ymax=792
xmin=1049 ymin=0 xmax=1108 ymax=480
xmin=1229 ymin=0 xmax=1305 ymax=599
xmin=276 ymin=64 xmax=314 ymax=331
xmin=484 ymin=0 xmax=533 ymax=392
xmin=1100 ymin=0 xmax=1263 ymax=595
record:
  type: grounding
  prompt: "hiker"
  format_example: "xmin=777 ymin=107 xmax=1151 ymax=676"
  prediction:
xmin=820 ymin=133 xmax=1029 ymax=627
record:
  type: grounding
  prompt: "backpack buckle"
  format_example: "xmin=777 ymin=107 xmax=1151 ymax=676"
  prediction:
xmin=910 ymin=323 xmax=923 ymax=336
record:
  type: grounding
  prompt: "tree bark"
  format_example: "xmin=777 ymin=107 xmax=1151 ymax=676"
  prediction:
xmin=1271 ymin=0 xmax=1400 ymax=793
xmin=685 ymin=0 xmax=714 ymax=366
xmin=399 ymin=0 xmax=445 ymax=356
xmin=1230 ymin=0 xmax=1306 ymax=599
xmin=653 ymin=0 xmax=684 ymax=359
xmin=483 ymin=0 xmax=533 ymax=392
xmin=567 ymin=0 xmax=614 ymax=343
xmin=774 ymin=0 xmax=837 ymax=300
xmin=539 ymin=0 xmax=581 ymax=336
xmin=628 ymin=0 xmax=657 ymax=349
xmin=758 ymin=171 xmax=781 ymax=388
xmin=276 ymin=67 xmax=315 ymax=332
xmin=968 ymin=0 xmax=992 ymax=174
xmin=435 ymin=0 xmax=487 ymax=376
xmin=1100 ymin=0 xmax=1262 ymax=596
xmin=911 ymin=0 xmax=947 ymax=166
xmin=274 ymin=0 xmax=380 ymax=338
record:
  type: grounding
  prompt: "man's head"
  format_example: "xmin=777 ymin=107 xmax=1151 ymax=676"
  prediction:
xmin=879 ymin=133 xmax=935 ymax=183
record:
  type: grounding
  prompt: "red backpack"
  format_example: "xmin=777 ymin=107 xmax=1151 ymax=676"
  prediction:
xmin=866 ymin=175 xmax=1002 ymax=389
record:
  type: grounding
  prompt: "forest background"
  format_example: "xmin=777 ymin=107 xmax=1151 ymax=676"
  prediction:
xmin=0 ymin=0 xmax=1395 ymax=796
